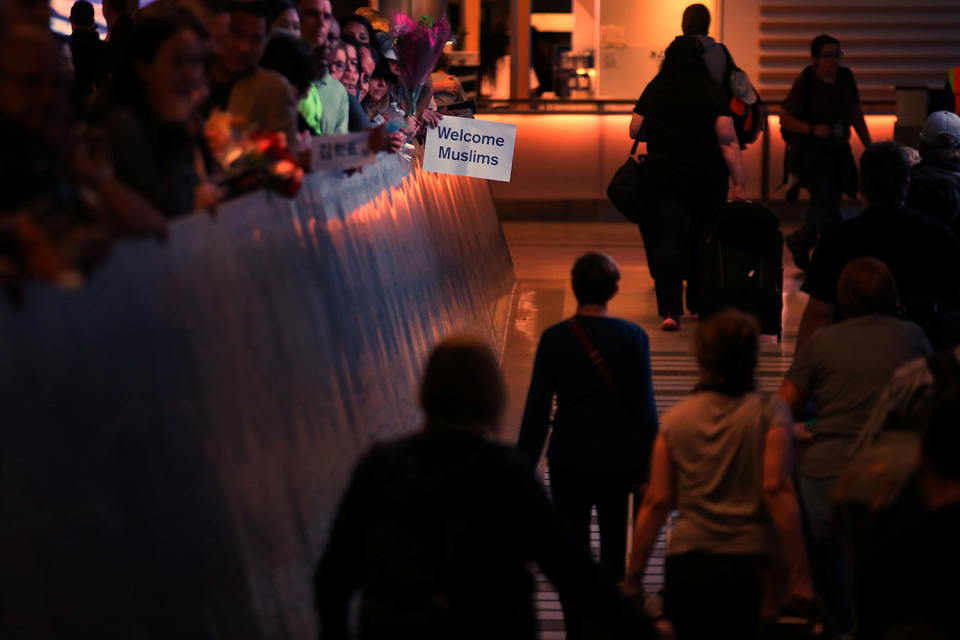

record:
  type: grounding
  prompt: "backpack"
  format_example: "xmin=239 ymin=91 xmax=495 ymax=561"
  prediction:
xmin=720 ymin=44 xmax=766 ymax=148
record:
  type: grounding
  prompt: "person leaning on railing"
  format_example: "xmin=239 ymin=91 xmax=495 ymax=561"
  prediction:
xmin=96 ymin=8 xmax=220 ymax=216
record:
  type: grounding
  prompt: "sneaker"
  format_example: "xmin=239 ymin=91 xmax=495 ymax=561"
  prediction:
xmin=785 ymin=232 xmax=811 ymax=271
xmin=661 ymin=315 xmax=680 ymax=332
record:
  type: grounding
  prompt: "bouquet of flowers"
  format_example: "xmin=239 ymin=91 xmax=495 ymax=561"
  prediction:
xmin=392 ymin=13 xmax=451 ymax=129
xmin=205 ymin=111 xmax=305 ymax=199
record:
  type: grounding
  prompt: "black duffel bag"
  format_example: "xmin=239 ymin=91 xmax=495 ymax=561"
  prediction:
xmin=607 ymin=139 xmax=646 ymax=225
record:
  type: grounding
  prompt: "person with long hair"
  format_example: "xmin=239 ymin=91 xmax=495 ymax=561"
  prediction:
xmin=630 ymin=36 xmax=746 ymax=332
xmin=622 ymin=309 xmax=813 ymax=639
xmin=99 ymin=8 xmax=216 ymax=216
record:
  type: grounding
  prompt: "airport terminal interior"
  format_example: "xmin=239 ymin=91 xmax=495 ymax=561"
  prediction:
xmin=3 ymin=0 xmax=960 ymax=637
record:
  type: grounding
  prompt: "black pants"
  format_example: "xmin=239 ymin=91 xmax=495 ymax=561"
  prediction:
xmin=663 ymin=552 xmax=764 ymax=640
xmin=644 ymin=181 xmax=725 ymax=317
xmin=549 ymin=462 xmax=641 ymax=639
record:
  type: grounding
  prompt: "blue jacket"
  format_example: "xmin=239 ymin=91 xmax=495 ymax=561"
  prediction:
xmin=517 ymin=316 xmax=659 ymax=475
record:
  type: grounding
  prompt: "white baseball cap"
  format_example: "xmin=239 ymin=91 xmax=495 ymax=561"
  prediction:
xmin=920 ymin=110 xmax=960 ymax=146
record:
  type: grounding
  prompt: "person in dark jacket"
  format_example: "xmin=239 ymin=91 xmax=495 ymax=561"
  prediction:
xmin=315 ymin=337 xmax=660 ymax=640
xmin=67 ymin=0 xmax=103 ymax=104
xmin=906 ymin=110 xmax=960 ymax=235
xmin=518 ymin=252 xmax=659 ymax=583
xmin=780 ymin=34 xmax=872 ymax=271
xmin=795 ymin=142 xmax=960 ymax=352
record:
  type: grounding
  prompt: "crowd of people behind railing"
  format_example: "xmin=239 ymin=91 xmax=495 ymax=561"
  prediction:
xmin=0 ymin=0 xmax=463 ymax=295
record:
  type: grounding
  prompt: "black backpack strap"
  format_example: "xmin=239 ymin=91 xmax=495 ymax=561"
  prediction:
xmin=780 ymin=66 xmax=817 ymax=187
xmin=839 ymin=66 xmax=859 ymax=103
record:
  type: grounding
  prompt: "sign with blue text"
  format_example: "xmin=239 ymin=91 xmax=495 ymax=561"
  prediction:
xmin=423 ymin=116 xmax=517 ymax=182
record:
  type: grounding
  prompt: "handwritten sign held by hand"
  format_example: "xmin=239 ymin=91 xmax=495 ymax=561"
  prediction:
xmin=423 ymin=116 xmax=516 ymax=182
xmin=310 ymin=131 xmax=377 ymax=171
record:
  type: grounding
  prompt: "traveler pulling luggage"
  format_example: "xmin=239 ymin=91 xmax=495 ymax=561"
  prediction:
xmin=694 ymin=201 xmax=784 ymax=342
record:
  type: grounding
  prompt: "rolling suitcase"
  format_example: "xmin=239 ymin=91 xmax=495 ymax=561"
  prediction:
xmin=694 ymin=201 xmax=784 ymax=342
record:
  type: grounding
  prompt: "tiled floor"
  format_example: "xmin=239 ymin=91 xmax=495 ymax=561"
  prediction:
xmin=496 ymin=220 xmax=810 ymax=638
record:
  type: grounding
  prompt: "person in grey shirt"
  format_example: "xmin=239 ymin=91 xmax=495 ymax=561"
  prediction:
xmin=623 ymin=309 xmax=812 ymax=639
xmin=778 ymin=257 xmax=931 ymax=638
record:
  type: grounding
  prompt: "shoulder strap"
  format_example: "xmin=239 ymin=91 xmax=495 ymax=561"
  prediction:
xmin=839 ymin=66 xmax=859 ymax=102
xmin=565 ymin=317 xmax=621 ymax=396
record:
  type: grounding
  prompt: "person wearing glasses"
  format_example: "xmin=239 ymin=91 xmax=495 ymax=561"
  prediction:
xmin=781 ymin=34 xmax=871 ymax=271
xmin=329 ymin=42 xmax=347 ymax=81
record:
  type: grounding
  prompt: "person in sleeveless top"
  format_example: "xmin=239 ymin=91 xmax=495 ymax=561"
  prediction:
xmin=623 ymin=309 xmax=813 ymax=640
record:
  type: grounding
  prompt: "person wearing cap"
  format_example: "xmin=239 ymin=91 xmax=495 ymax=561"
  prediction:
xmin=373 ymin=29 xmax=399 ymax=77
xmin=780 ymin=34 xmax=872 ymax=272
xmin=363 ymin=53 xmax=396 ymax=124
xmin=906 ymin=110 xmax=960 ymax=235
xmin=795 ymin=141 xmax=960 ymax=353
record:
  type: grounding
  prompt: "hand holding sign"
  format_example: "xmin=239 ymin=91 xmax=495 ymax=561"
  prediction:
xmin=423 ymin=116 xmax=517 ymax=182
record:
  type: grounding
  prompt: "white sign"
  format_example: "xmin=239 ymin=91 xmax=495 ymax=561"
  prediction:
xmin=310 ymin=131 xmax=376 ymax=171
xmin=423 ymin=116 xmax=516 ymax=182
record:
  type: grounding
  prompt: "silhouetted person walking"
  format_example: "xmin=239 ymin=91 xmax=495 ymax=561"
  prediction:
xmin=316 ymin=337 xmax=660 ymax=640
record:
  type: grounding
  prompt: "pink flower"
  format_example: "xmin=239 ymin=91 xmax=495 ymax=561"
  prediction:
xmin=392 ymin=13 xmax=451 ymax=93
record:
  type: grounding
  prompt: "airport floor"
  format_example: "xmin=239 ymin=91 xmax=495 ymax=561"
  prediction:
xmin=497 ymin=221 xmax=810 ymax=637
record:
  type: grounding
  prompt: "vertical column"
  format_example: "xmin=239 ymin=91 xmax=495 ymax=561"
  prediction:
xmin=464 ymin=0 xmax=480 ymax=53
xmin=510 ymin=0 xmax=531 ymax=100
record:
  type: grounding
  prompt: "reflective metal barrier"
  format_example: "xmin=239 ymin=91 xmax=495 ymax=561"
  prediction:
xmin=0 ymin=154 xmax=516 ymax=638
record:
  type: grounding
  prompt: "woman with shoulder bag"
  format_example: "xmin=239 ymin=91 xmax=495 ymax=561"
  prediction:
xmin=630 ymin=36 xmax=746 ymax=332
